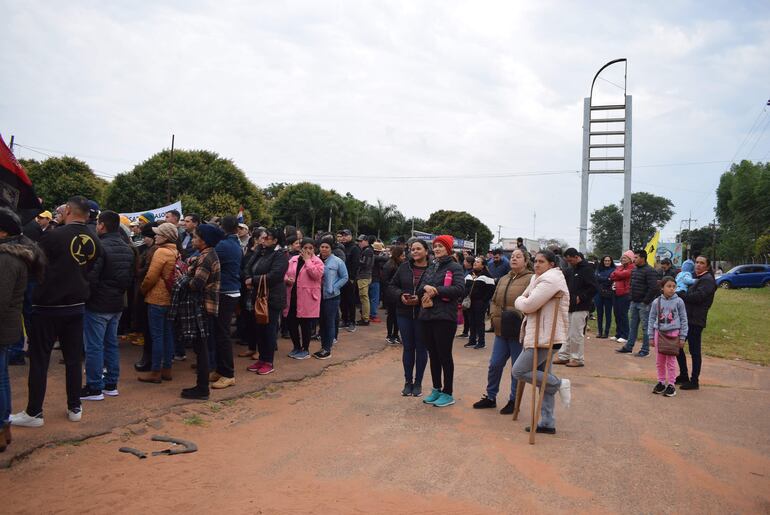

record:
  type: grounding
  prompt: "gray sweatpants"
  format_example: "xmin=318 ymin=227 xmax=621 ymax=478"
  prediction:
xmin=511 ymin=347 xmax=562 ymax=429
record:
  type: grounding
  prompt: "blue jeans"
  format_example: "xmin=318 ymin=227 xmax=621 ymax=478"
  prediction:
xmin=397 ymin=316 xmax=427 ymax=385
xmin=0 ymin=346 xmax=10 ymax=424
xmin=511 ymin=348 xmax=561 ymax=429
xmin=486 ymin=335 xmax=523 ymax=402
xmin=84 ymin=310 xmax=122 ymax=390
xmin=613 ymin=294 xmax=630 ymax=339
xmin=594 ymin=294 xmax=613 ymax=337
xmin=625 ymin=301 xmax=650 ymax=353
xmin=369 ymin=282 xmax=381 ymax=318
xmin=320 ymin=296 xmax=341 ymax=352
xmin=148 ymin=304 xmax=174 ymax=371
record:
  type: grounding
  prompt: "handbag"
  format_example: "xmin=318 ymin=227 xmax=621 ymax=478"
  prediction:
xmin=254 ymin=275 xmax=270 ymax=324
xmin=655 ymin=298 xmax=683 ymax=356
xmin=498 ymin=274 xmax=523 ymax=340
xmin=461 ymin=277 xmax=475 ymax=310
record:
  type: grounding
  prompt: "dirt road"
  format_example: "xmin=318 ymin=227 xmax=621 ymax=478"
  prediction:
xmin=2 ymin=327 xmax=770 ymax=513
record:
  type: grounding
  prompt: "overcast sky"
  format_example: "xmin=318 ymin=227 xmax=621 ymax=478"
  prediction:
xmin=2 ymin=1 xmax=769 ymax=246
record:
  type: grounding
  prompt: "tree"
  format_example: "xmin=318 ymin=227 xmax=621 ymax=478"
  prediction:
xmin=425 ymin=210 xmax=494 ymax=252
xmin=365 ymin=199 xmax=402 ymax=240
xmin=21 ymin=157 xmax=108 ymax=209
xmin=263 ymin=182 xmax=289 ymax=201
xmin=590 ymin=192 xmax=674 ymax=257
xmin=716 ymin=160 xmax=770 ymax=260
xmin=270 ymin=182 xmax=331 ymax=234
xmin=104 ymin=149 xmax=268 ymax=223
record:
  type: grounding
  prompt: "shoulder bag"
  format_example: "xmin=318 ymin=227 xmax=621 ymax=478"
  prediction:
xmin=254 ymin=275 xmax=270 ymax=324
xmin=499 ymin=275 xmax=523 ymax=340
xmin=655 ymin=298 xmax=683 ymax=356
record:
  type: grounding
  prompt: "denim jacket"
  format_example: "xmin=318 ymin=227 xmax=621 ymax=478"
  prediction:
xmin=322 ymin=253 xmax=349 ymax=299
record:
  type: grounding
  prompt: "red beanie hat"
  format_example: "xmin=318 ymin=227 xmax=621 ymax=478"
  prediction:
xmin=433 ymin=235 xmax=454 ymax=254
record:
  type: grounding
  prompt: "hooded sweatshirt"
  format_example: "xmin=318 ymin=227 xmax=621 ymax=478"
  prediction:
xmin=647 ymin=293 xmax=688 ymax=340
xmin=675 ymin=259 xmax=696 ymax=293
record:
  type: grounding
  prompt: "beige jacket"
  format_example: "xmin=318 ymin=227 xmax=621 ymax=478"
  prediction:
xmin=141 ymin=244 xmax=179 ymax=306
xmin=514 ymin=267 xmax=570 ymax=349
xmin=490 ymin=269 xmax=534 ymax=337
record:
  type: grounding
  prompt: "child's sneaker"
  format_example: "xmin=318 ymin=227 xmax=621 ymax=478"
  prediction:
xmin=652 ymin=382 xmax=666 ymax=394
xmin=663 ymin=384 xmax=677 ymax=397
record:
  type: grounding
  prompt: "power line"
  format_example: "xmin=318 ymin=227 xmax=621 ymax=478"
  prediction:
xmin=744 ymin=114 xmax=770 ymax=160
xmin=730 ymin=105 xmax=768 ymax=163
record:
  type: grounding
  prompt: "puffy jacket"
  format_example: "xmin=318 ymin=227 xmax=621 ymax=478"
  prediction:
xmin=565 ymin=258 xmax=598 ymax=312
xmin=630 ymin=263 xmax=659 ymax=304
xmin=343 ymin=241 xmax=360 ymax=281
xmin=515 ymin=267 xmax=570 ymax=349
xmin=283 ymin=254 xmax=324 ymax=318
xmin=372 ymin=253 xmax=388 ymax=283
xmin=249 ymin=245 xmax=289 ymax=311
xmin=416 ymin=256 xmax=465 ymax=323
xmin=488 ymin=257 xmax=511 ymax=281
xmin=141 ymin=243 xmax=178 ymax=306
xmin=215 ymin=234 xmax=243 ymax=294
xmin=387 ymin=259 xmax=429 ymax=319
xmin=321 ymin=254 xmax=348 ymax=299
xmin=86 ymin=231 xmax=135 ymax=313
xmin=464 ymin=271 xmax=495 ymax=307
xmin=0 ymin=237 xmax=44 ymax=345
xmin=358 ymin=245 xmax=374 ymax=280
xmin=610 ymin=263 xmax=634 ymax=297
xmin=595 ymin=266 xmax=614 ymax=298
xmin=681 ymin=271 xmax=716 ymax=328
xmin=490 ymin=269 xmax=533 ymax=337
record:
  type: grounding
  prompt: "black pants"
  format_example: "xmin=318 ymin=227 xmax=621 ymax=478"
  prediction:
xmin=340 ymin=281 xmax=356 ymax=325
xmin=421 ymin=319 xmax=457 ymax=395
xmin=256 ymin=307 xmax=282 ymax=364
xmin=288 ymin=313 xmax=314 ymax=351
xmin=27 ymin=313 xmax=83 ymax=415
xmin=677 ymin=323 xmax=703 ymax=382
xmin=386 ymin=301 xmax=399 ymax=338
xmin=214 ymin=295 xmax=238 ymax=378
xmin=468 ymin=302 xmax=487 ymax=346
xmin=461 ymin=308 xmax=469 ymax=335
xmin=192 ymin=316 xmax=214 ymax=393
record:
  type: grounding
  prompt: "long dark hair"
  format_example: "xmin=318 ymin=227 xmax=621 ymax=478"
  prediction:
xmin=537 ymin=249 xmax=558 ymax=267
xmin=597 ymin=255 xmax=614 ymax=271
xmin=388 ymin=245 xmax=404 ymax=267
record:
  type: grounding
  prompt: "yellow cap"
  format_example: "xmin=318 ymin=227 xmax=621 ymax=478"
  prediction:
xmin=38 ymin=211 xmax=52 ymax=219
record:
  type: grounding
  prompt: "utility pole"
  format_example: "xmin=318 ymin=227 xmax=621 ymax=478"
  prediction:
xmin=167 ymin=134 xmax=175 ymax=203
xmin=681 ymin=213 xmax=697 ymax=259
xmin=533 ymin=211 xmax=536 ymax=238
xmin=411 ymin=217 xmax=415 ymax=237
xmin=497 ymin=225 xmax=502 ymax=244
xmin=474 ymin=232 xmax=477 ymax=254
xmin=328 ymin=206 xmax=332 ymax=233
xmin=711 ymin=218 xmax=717 ymax=266
xmin=9 ymin=135 xmax=14 ymax=152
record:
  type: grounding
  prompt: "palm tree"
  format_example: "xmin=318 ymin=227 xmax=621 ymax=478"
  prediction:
xmin=367 ymin=199 xmax=400 ymax=239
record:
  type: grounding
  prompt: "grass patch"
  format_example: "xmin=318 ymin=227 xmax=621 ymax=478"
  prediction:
xmin=701 ymin=288 xmax=770 ymax=366
xmin=182 ymin=414 xmax=206 ymax=426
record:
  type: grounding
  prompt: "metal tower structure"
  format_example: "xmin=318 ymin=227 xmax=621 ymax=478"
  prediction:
xmin=579 ymin=59 xmax=632 ymax=253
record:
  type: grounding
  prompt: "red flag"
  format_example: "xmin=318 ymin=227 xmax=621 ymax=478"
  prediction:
xmin=0 ymin=135 xmax=41 ymax=212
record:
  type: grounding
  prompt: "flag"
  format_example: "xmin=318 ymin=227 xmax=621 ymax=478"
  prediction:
xmin=237 ymin=206 xmax=244 ymax=223
xmin=0 ymin=135 xmax=41 ymax=213
xmin=644 ymin=230 xmax=660 ymax=267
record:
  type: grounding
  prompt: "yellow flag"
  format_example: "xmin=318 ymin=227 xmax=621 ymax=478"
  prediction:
xmin=644 ymin=231 xmax=660 ymax=267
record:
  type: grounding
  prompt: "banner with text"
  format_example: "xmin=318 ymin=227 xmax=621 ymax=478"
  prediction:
xmin=120 ymin=201 xmax=183 ymax=223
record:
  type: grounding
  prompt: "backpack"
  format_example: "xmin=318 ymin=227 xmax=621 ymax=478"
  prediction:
xmin=164 ymin=254 xmax=188 ymax=293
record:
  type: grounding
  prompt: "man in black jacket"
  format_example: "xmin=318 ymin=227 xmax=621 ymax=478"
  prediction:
xmin=554 ymin=248 xmax=597 ymax=367
xmin=616 ymin=249 xmax=659 ymax=357
xmin=81 ymin=210 xmax=135 ymax=401
xmin=356 ymin=234 xmax=374 ymax=326
xmin=338 ymin=229 xmax=360 ymax=332
xmin=11 ymin=196 xmax=102 ymax=427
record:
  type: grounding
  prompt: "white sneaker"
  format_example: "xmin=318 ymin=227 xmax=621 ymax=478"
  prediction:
xmin=67 ymin=407 xmax=82 ymax=422
xmin=609 ymin=336 xmax=617 ymax=341
xmin=10 ymin=411 xmax=44 ymax=427
xmin=103 ymin=387 xmax=119 ymax=397
xmin=617 ymin=338 xmax=628 ymax=344
xmin=558 ymin=378 xmax=572 ymax=409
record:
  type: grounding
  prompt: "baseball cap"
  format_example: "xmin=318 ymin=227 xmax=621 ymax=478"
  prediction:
xmin=38 ymin=210 xmax=52 ymax=219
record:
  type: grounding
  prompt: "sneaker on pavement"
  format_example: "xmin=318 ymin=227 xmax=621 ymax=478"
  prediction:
xmin=565 ymin=360 xmax=584 ymax=367
xmin=411 ymin=384 xmax=422 ymax=397
xmin=499 ymin=400 xmax=516 ymax=415
xmin=313 ymin=349 xmax=332 ymax=360
xmin=287 ymin=349 xmax=300 ymax=359
xmin=525 ymin=425 xmax=556 ymax=434
xmin=674 ymin=375 xmax=689 ymax=385
xmin=617 ymin=338 xmax=628 ymax=344
xmin=294 ymin=350 xmax=310 ymax=360
xmin=173 ymin=354 xmax=187 ymax=362
xmin=457 ymin=333 xmax=469 ymax=338
xmin=385 ymin=336 xmax=395 ymax=344
xmin=355 ymin=319 xmax=370 ymax=326
xmin=401 ymin=383 xmax=413 ymax=396
xmin=680 ymin=380 xmax=699 ymax=390
xmin=473 ymin=395 xmax=496 ymax=409
xmin=346 ymin=324 xmax=357 ymax=333
xmin=463 ymin=341 xmax=476 ymax=348
xmin=10 ymin=411 xmax=44 ymax=428
xmin=635 ymin=351 xmax=649 ymax=358
xmin=432 ymin=393 xmax=455 ymax=407
xmin=256 ymin=363 xmax=275 ymax=375
xmin=103 ymin=385 xmax=119 ymax=397
xmin=610 ymin=336 xmax=618 ymax=341
xmin=211 ymin=376 xmax=236 ymax=389
xmin=423 ymin=388 xmax=441 ymax=404
xmin=652 ymin=382 xmax=666 ymax=394
xmin=558 ymin=378 xmax=571 ymax=408
xmin=180 ymin=387 xmax=209 ymax=400
xmin=663 ymin=384 xmax=677 ymax=397
xmin=67 ymin=407 xmax=82 ymax=422
xmin=473 ymin=343 xmax=486 ymax=349
xmin=615 ymin=347 xmax=632 ymax=354
xmin=80 ymin=386 xmax=104 ymax=401
xmin=246 ymin=360 xmax=265 ymax=373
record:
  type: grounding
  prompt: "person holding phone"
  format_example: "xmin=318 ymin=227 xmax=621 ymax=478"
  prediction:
xmin=386 ymin=239 xmax=430 ymax=397
xmin=283 ymin=238 xmax=324 ymax=360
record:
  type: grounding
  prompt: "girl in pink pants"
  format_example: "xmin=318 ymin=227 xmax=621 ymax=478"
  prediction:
xmin=648 ymin=277 xmax=688 ymax=397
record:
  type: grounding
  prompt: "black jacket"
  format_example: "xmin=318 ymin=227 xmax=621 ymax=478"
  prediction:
xmin=343 ymin=241 xmax=360 ymax=282
xmin=682 ymin=272 xmax=716 ymax=327
xmin=566 ymin=259 xmax=598 ymax=312
xmin=464 ymin=271 xmax=495 ymax=306
xmin=358 ymin=245 xmax=374 ymax=280
xmin=248 ymin=246 xmax=289 ymax=311
xmin=32 ymin=221 xmax=102 ymax=313
xmin=371 ymin=253 xmax=388 ymax=283
xmin=630 ymin=263 xmax=659 ymax=304
xmin=416 ymin=256 xmax=465 ymax=323
xmin=87 ymin=231 xmax=136 ymax=313
xmin=0 ymin=236 xmax=44 ymax=345
xmin=386 ymin=259 xmax=428 ymax=319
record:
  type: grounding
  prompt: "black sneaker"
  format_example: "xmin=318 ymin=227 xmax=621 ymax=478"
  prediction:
xmin=525 ymin=425 xmax=556 ymax=434
xmin=103 ymin=384 xmax=119 ymax=397
xmin=8 ymin=356 xmax=26 ymax=366
xmin=180 ymin=387 xmax=209 ymax=400
xmin=499 ymin=400 xmax=515 ymax=415
xmin=313 ymin=349 xmax=331 ymax=360
xmin=393 ymin=335 xmax=401 ymax=344
xmin=134 ymin=360 xmax=151 ymax=372
xmin=346 ymin=324 xmax=357 ymax=333
xmin=473 ymin=395 xmax=496 ymax=409
xmin=463 ymin=341 xmax=476 ymax=348
xmin=635 ymin=351 xmax=649 ymax=358
xmin=652 ymin=382 xmax=666 ymax=395
xmin=355 ymin=319 xmax=370 ymax=326
xmin=411 ymin=384 xmax=422 ymax=397
xmin=473 ymin=343 xmax=486 ymax=349
xmin=80 ymin=385 xmax=104 ymax=401
xmin=680 ymin=380 xmax=699 ymax=390
xmin=674 ymin=375 xmax=689 ymax=385
xmin=663 ymin=384 xmax=677 ymax=397
xmin=457 ymin=333 xmax=469 ymax=338
xmin=402 ymin=383 xmax=413 ymax=396
xmin=615 ymin=347 xmax=632 ymax=354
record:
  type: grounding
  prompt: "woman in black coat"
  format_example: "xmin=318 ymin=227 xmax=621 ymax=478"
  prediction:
xmin=676 ymin=255 xmax=716 ymax=390
xmin=463 ymin=257 xmax=496 ymax=350
xmin=417 ymin=235 xmax=465 ymax=408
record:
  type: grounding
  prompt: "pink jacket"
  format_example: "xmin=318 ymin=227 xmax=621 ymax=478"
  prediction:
xmin=514 ymin=267 xmax=570 ymax=349
xmin=283 ymin=254 xmax=324 ymax=318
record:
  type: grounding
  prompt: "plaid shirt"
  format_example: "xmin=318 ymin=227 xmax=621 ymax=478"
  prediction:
xmin=167 ymin=275 xmax=208 ymax=343
xmin=187 ymin=247 xmax=221 ymax=316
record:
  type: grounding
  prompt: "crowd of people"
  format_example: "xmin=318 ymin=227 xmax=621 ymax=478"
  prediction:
xmin=0 ymin=197 xmax=718 ymax=453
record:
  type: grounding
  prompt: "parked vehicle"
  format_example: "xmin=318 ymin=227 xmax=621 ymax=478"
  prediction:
xmin=715 ymin=264 xmax=770 ymax=289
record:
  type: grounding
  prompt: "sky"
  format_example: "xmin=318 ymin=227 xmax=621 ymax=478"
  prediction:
xmin=2 ymin=0 xmax=769 ymax=247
